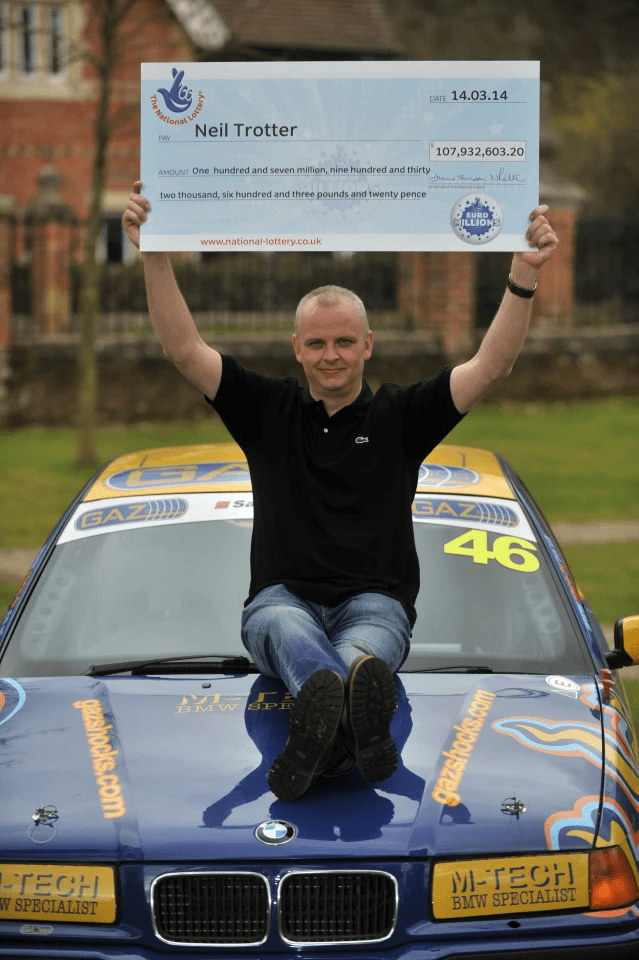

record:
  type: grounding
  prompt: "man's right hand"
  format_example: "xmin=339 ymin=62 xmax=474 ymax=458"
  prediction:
xmin=122 ymin=181 xmax=150 ymax=250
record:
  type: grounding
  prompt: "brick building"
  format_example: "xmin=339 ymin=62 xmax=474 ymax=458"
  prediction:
xmin=1 ymin=0 xmax=583 ymax=384
xmin=1 ymin=0 xmax=400 ymax=253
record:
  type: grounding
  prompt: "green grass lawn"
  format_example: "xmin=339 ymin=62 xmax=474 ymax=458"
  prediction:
xmin=563 ymin=542 xmax=639 ymax=625
xmin=448 ymin=397 xmax=639 ymax=522
xmin=623 ymin=679 xmax=639 ymax=730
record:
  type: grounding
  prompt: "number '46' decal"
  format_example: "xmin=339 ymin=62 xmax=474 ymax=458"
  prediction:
xmin=444 ymin=529 xmax=540 ymax=572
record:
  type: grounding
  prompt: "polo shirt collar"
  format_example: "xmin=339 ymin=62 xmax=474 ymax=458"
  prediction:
xmin=301 ymin=380 xmax=373 ymax=417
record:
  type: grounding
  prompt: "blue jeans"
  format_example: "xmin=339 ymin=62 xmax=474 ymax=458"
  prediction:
xmin=241 ymin=584 xmax=410 ymax=696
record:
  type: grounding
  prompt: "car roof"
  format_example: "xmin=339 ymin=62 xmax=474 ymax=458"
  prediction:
xmin=82 ymin=442 xmax=516 ymax=502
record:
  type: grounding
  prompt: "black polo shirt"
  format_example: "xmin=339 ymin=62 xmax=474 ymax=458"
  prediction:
xmin=207 ymin=355 xmax=465 ymax=626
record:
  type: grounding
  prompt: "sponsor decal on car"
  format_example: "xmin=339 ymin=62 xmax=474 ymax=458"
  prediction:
xmin=417 ymin=464 xmax=480 ymax=489
xmin=432 ymin=851 xmax=588 ymax=920
xmin=546 ymin=676 xmax=580 ymax=698
xmin=0 ymin=864 xmax=116 ymax=924
xmin=61 ymin=494 xmax=255 ymax=543
xmin=412 ymin=495 xmax=536 ymax=540
xmin=431 ymin=688 xmax=496 ymax=806
xmin=105 ymin=462 xmax=251 ymax=490
xmin=493 ymin=684 xmax=639 ymax=911
xmin=73 ymin=700 xmax=126 ymax=820
xmin=175 ymin=689 xmax=294 ymax=714
xmin=444 ymin=529 xmax=539 ymax=572
xmin=0 ymin=678 xmax=26 ymax=727
xmin=412 ymin=498 xmax=519 ymax=527
xmin=75 ymin=498 xmax=188 ymax=530
xmin=176 ymin=693 xmax=245 ymax=714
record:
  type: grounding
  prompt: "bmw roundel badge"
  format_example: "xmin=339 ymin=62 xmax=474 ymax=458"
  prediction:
xmin=255 ymin=820 xmax=296 ymax=845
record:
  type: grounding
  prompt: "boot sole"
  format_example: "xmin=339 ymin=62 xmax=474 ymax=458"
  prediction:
xmin=268 ymin=670 xmax=345 ymax=801
xmin=348 ymin=657 xmax=398 ymax=782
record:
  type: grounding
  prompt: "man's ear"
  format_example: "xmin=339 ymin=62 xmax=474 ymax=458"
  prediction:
xmin=292 ymin=333 xmax=302 ymax=363
xmin=364 ymin=330 xmax=374 ymax=359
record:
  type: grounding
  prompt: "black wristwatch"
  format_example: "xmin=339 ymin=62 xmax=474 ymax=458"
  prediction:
xmin=507 ymin=273 xmax=537 ymax=298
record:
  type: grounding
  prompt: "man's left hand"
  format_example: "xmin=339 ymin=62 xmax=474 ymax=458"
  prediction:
xmin=514 ymin=204 xmax=559 ymax=275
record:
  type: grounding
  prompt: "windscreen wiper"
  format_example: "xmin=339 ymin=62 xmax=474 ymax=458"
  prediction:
xmin=87 ymin=654 xmax=256 ymax=676
xmin=420 ymin=665 xmax=495 ymax=674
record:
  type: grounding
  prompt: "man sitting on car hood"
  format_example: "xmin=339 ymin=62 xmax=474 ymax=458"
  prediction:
xmin=123 ymin=183 xmax=558 ymax=800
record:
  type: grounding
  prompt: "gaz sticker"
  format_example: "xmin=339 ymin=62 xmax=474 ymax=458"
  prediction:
xmin=444 ymin=529 xmax=539 ymax=572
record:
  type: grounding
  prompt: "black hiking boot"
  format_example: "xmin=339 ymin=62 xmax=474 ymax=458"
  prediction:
xmin=268 ymin=669 xmax=345 ymax=800
xmin=346 ymin=655 xmax=398 ymax=782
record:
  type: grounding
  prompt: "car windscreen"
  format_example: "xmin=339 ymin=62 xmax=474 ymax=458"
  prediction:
xmin=1 ymin=493 xmax=593 ymax=677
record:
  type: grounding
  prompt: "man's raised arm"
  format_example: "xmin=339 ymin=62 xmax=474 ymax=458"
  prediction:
xmin=122 ymin=182 xmax=223 ymax=401
xmin=449 ymin=205 xmax=559 ymax=415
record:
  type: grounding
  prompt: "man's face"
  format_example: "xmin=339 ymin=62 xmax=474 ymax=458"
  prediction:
xmin=292 ymin=298 xmax=373 ymax=407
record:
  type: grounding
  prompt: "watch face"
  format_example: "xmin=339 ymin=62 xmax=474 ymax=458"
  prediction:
xmin=255 ymin=820 xmax=296 ymax=845
xmin=451 ymin=194 xmax=503 ymax=245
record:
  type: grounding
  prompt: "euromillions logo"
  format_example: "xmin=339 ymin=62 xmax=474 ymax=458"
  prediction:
xmin=451 ymin=193 xmax=503 ymax=245
xmin=150 ymin=67 xmax=205 ymax=126
xmin=255 ymin=820 xmax=296 ymax=845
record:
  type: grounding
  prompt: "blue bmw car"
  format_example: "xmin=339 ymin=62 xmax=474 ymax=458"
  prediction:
xmin=1 ymin=441 xmax=639 ymax=959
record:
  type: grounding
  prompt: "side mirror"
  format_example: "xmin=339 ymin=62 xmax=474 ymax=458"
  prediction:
xmin=605 ymin=615 xmax=639 ymax=669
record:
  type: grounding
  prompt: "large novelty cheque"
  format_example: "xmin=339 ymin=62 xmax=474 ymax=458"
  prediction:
xmin=140 ymin=61 xmax=539 ymax=253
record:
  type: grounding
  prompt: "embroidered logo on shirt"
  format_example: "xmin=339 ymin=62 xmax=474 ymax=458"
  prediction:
xmin=355 ymin=437 xmax=369 ymax=444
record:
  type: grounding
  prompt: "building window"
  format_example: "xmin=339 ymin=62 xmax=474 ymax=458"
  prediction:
xmin=19 ymin=4 xmax=36 ymax=72
xmin=1 ymin=1 xmax=67 ymax=77
xmin=45 ymin=3 xmax=63 ymax=72
xmin=0 ymin=4 xmax=7 ymax=71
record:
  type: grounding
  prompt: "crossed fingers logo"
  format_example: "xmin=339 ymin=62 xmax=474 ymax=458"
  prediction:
xmin=156 ymin=67 xmax=193 ymax=114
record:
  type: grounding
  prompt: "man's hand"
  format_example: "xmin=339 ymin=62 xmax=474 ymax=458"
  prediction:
xmin=511 ymin=204 xmax=559 ymax=285
xmin=122 ymin=181 xmax=150 ymax=250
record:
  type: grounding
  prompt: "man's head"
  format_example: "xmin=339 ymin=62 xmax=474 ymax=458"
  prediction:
xmin=292 ymin=286 xmax=373 ymax=410
xmin=294 ymin=285 xmax=369 ymax=335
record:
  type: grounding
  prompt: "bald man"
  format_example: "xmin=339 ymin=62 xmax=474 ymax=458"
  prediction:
xmin=123 ymin=184 xmax=558 ymax=800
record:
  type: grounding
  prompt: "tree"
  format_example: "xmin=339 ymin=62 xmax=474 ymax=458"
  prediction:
xmin=76 ymin=0 xmax=139 ymax=468
xmin=383 ymin=0 xmax=639 ymax=213
xmin=551 ymin=72 xmax=639 ymax=214
xmin=385 ymin=0 xmax=639 ymax=81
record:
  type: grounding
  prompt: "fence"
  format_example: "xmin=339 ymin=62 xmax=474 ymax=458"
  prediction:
xmin=8 ymin=216 xmax=639 ymax=341
xmin=11 ymin=249 xmax=401 ymax=339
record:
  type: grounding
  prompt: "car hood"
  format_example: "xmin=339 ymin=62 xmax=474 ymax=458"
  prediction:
xmin=0 ymin=672 xmax=605 ymax=861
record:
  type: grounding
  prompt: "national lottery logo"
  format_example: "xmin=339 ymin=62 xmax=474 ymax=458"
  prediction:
xmin=157 ymin=67 xmax=192 ymax=113
xmin=451 ymin=193 xmax=503 ymax=245
xmin=151 ymin=67 xmax=205 ymax=126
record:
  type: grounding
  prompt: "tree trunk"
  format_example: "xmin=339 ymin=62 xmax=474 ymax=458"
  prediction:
xmin=76 ymin=2 xmax=130 ymax=467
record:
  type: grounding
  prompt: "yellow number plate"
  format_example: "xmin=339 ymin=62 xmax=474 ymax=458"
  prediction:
xmin=432 ymin=853 xmax=589 ymax=920
xmin=0 ymin=863 xmax=116 ymax=924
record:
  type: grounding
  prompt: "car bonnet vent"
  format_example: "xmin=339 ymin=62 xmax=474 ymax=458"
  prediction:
xmin=153 ymin=872 xmax=269 ymax=945
xmin=279 ymin=871 xmax=397 ymax=944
